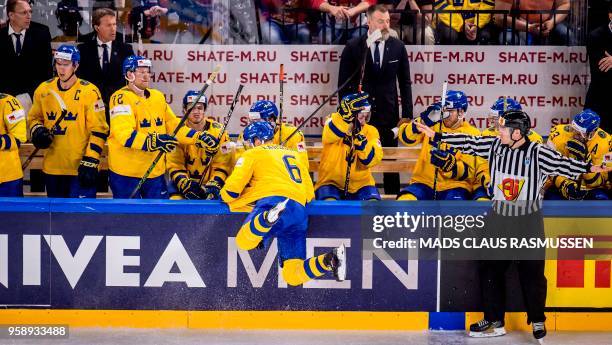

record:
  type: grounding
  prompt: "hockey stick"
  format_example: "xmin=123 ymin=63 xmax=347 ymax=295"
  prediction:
xmin=129 ymin=65 xmax=222 ymax=199
xmin=278 ymin=64 xmax=284 ymax=144
xmin=22 ymin=89 xmax=68 ymax=170
xmin=280 ymin=69 xmax=360 ymax=146
xmin=432 ymin=81 xmax=448 ymax=201
xmin=342 ymin=31 xmax=382 ymax=198
xmin=198 ymin=84 xmax=245 ymax=187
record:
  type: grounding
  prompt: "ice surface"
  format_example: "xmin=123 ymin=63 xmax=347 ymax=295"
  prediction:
xmin=3 ymin=329 xmax=611 ymax=345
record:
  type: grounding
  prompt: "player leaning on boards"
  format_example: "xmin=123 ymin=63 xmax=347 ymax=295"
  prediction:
xmin=235 ymin=100 xmax=308 ymax=168
xmin=166 ymin=91 xmax=232 ymax=200
xmin=28 ymin=45 xmax=108 ymax=198
xmin=415 ymin=110 xmax=612 ymax=342
xmin=220 ymin=121 xmax=346 ymax=285
xmin=396 ymin=91 xmax=479 ymax=200
xmin=472 ymin=98 xmax=543 ymax=200
xmin=107 ymin=56 xmax=218 ymax=199
xmin=0 ymin=93 xmax=26 ymax=196
xmin=545 ymin=109 xmax=611 ymax=200
xmin=315 ymin=92 xmax=383 ymax=200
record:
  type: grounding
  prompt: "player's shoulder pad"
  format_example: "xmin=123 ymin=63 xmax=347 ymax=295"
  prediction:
xmin=79 ymin=80 xmax=90 ymax=86
xmin=45 ymin=78 xmax=54 ymax=84
xmin=562 ymin=125 xmax=571 ymax=133
xmin=147 ymin=88 xmax=165 ymax=99
xmin=597 ymin=129 xmax=608 ymax=139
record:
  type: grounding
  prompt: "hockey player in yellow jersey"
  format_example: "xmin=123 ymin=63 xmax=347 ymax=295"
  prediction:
xmin=234 ymin=100 xmax=308 ymax=168
xmin=220 ymin=121 xmax=346 ymax=285
xmin=472 ymin=98 xmax=543 ymax=200
xmin=315 ymin=92 xmax=383 ymax=200
xmin=397 ymin=91 xmax=480 ymax=200
xmin=107 ymin=55 xmax=219 ymax=199
xmin=167 ymin=90 xmax=233 ymax=200
xmin=0 ymin=94 xmax=26 ymax=196
xmin=545 ymin=109 xmax=611 ymax=200
xmin=27 ymin=45 xmax=108 ymax=198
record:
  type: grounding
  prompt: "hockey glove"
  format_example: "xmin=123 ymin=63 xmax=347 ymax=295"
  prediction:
xmin=419 ymin=102 xmax=442 ymax=127
xmin=176 ymin=176 xmax=207 ymax=200
xmin=430 ymin=148 xmax=457 ymax=172
xmin=31 ymin=124 xmax=54 ymax=149
xmin=559 ymin=179 xmax=587 ymax=200
xmin=338 ymin=92 xmax=369 ymax=123
xmin=203 ymin=179 xmax=223 ymax=200
xmin=78 ymin=156 xmax=100 ymax=188
xmin=195 ymin=132 xmax=220 ymax=155
xmin=143 ymin=133 xmax=178 ymax=153
xmin=353 ymin=133 xmax=368 ymax=151
xmin=566 ymin=138 xmax=588 ymax=161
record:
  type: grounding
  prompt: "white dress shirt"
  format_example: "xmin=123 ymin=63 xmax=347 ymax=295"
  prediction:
xmin=8 ymin=24 xmax=26 ymax=54
xmin=96 ymin=36 xmax=113 ymax=69
xmin=369 ymin=39 xmax=385 ymax=68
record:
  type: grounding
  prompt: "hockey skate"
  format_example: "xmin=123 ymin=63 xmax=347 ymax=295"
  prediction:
xmin=265 ymin=198 xmax=289 ymax=225
xmin=532 ymin=321 xmax=546 ymax=344
xmin=325 ymin=244 xmax=346 ymax=282
xmin=468 ymin=319 xmax=506 ymax=338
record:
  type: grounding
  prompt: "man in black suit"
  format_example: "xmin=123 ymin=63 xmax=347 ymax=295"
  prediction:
xmin=77 ymin=8 xmax=134 ymax=120
xmin=0 ymin=0 xmax=53 ymax=107
xmin=584 ymin=4 xmax=612 ymax=133
xmin=338 ymin=4 xmax=413 ymax=196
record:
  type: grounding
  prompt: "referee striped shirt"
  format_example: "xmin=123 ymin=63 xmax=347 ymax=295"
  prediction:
xmin=439 ymin=133 xmax=591 ymax=215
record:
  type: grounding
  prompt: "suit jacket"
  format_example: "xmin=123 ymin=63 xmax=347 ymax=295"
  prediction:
xmin=0 ymin=21 xmax=53 ymax=98
xmin=76 ymin=36 xmax=134 ymax=105
xmin=338 ymin=35 xmax=413 ymax=129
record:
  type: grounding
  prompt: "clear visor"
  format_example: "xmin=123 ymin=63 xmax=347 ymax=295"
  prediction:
xmin=571 ymin=121 xmax=594 ymax=140
xmin=248 ymin=112 xmax=262 ymax=122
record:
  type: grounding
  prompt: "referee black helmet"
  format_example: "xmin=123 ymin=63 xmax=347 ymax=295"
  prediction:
xmin=499 ymin=110 xmax=531 ymax=136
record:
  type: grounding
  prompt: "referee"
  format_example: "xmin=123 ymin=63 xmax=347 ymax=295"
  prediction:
xmin=416 ymin=110 xmax=612 ymax=342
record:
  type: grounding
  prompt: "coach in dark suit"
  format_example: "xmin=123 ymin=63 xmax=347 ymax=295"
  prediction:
xmin=77 ymin=8 xmax=134 ymax=113
xmin=0 ymin=0 xmax=53 ymax=100
xmin=338 ymin=4 xmax=413 ymax=195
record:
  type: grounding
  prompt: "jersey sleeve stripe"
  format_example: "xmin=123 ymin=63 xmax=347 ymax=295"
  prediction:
xmin=359 ymin=147 xmax=376 ymax=165
xmin=124 ymin=130 xmax=138 ymax=148
xmin=328 ymin=120 xmax=346 ymax=138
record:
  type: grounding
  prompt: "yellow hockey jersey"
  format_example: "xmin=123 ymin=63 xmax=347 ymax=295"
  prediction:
xmin=108 ymin=87 xmax=203 ymax=178
xmin=547 ymin=124 xmax=611 ymax=190
xmin=0 ymin=94 xmax=26 ymax=183
xmin=434 ymin=0 xmax=495 ymax=32
xmin=167 ymin=118 xmax=233 ymax=185
xmin=474 ymin=127 xmax=544 ymax=191
xmin=315 ymin=112 xmax=383 ymax=193
xmin=233 ymin=123 xmax=309 ymax=170
xmin=221 ymin=144 xmax=314 ymax=212
xmin=28 ymin=78 xmax=108 ymax=175
xmin=399 ymin=118 xmax=480 ymax=191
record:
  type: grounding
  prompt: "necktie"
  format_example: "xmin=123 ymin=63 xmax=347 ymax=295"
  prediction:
xmin=14 ymin=33 xmax=22 ymax=55
xmin=374 ymin=41 xmax=381 ymax=71
xmin=102 ymin=43 xmax=109 ymax=71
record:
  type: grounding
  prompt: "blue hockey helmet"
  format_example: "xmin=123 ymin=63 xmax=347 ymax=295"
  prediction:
xmin=572 ymin=109 xmax=600 ymax=138
xmin=248 ymin=100 xmax=279 ymax=122
xmin=490 ymin=97 xmax=522 ymax=117
xmin=54 ymin=44 xmax=80 ymax=65
xmin=182 ymin=90 xmax=208 ymax=109
xmin=444 ymin=90 xmax=468 ymax=112
xmin=243 ymin=121 xmax=275 ymax=144
xmin=122 ymin=55 xmax=152 ymax=76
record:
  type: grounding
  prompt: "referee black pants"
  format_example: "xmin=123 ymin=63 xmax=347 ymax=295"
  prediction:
xmin=479 ymin=206 xmax=547 ymax=324
xmin=480 ymin=259 xmax=547 ymax=324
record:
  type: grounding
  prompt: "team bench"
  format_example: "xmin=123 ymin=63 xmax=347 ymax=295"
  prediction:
xmin=18 ymin=143 xmax=421 ymax=199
